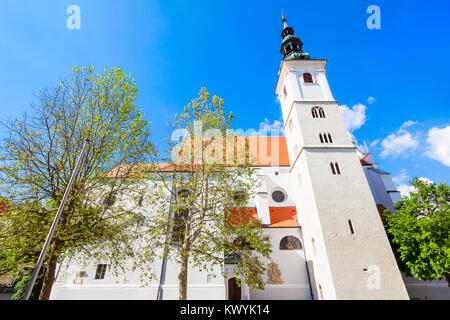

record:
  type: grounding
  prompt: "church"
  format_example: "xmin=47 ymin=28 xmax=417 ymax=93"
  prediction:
xmin=49 ymin=16 xmax=449 ymax=300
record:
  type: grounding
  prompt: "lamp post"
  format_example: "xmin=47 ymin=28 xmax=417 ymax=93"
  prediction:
xmin=23 ymin=138 xmax=90 ymax=300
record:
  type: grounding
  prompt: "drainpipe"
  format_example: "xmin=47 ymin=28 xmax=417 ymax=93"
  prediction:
xmin=299 ymin=226 xmax=315 ymax=300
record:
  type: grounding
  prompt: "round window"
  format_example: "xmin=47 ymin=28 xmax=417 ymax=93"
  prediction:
xmin=271 ymin=190 xmax=286 ymax=203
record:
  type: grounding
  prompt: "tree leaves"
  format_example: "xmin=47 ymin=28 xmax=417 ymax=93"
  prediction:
xmin=143 ymin=88 xmax=272 ymax=299
xmin=385 ymin=178 xmax=450 ymax=284
xmin=0 ymin=66 xmax=156 ymax=293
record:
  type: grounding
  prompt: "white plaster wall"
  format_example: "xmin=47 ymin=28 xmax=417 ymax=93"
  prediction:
xmin=277 ymin=58 xmax=409 ymax=300
xmin=402 ymin=274 xmax=450 ymax=300
xmin=249 ymin=228 xmax=311 ymax=300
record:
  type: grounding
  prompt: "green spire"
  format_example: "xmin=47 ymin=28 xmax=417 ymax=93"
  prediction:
xmin=279 ymin=15 xmax=311 ymax=61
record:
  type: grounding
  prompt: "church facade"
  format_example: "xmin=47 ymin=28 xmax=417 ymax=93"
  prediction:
xmin=49 ymin=17 xmax=448 ymax=300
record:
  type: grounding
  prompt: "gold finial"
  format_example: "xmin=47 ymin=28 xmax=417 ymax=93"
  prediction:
xmin=282 ymin=11 xmax=288 ymax=28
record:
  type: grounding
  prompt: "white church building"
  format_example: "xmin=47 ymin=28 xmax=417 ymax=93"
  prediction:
xmin=49 ymin=17 xmax=449 ymax=300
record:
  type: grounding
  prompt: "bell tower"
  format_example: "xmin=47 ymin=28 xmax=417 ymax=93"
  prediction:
xmin=275 ymin=15 xmax=409 ymax=299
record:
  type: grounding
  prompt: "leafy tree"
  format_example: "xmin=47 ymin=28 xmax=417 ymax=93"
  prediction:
xmin=10 ymin=268 xmax=44 ymax=300
xmin=0 ymin=66 xmax=155 ymax=299
xmin=384 ymin=177 xmax=450 ymax=286
xmin=142 ymin=88 xmax=272 ymax=299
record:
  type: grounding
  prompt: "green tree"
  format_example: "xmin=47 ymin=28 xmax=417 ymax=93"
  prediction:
xmin=0 ymin=66 xmax=155 ymax=299
xmin=10 ymin=268 xmax=44 ymax=300
xmin=142 ymin=88 xmax=272 ymax=300
xmin=384 ymin=177 xmax=450 ymax=286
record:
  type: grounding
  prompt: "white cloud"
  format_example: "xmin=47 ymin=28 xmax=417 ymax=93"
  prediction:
xmin=259 ymin=118 xmax=284 ymax=135
xmin=400 ymin=120 xmax=418 ymax=129
xmin=347 ymin=132 xmax=366 ymax=153
xmin=397 ymin=183 xmax=413 ymax=197
xmin=397 ymin=177 xmax=434 ymax=198
xmin=367 ymin=96 xmax=376 ymax=104
xmin=380 ymin=128 xmax=419 ymax=158
xmin=339 ymin=103 xmax=367 ymax=132
xmin=392 ymin=168 xmax=408 ymax=185
xmin=418 ymin=177 xmax=433 ymax=184
xmin=370 ymin=138 xmax=380 ymax=147
xmin=425 ymin=125 xmax=450 ymax=167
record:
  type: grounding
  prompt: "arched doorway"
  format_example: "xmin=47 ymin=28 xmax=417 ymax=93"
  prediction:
xmin=228 ymin=277 xmax=241 ymax=300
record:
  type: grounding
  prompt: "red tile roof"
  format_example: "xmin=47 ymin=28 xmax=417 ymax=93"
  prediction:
xmin=269 ymin=207 xmax=299 ymax=227
xmin=377 ymin=204 xmax=387 ymax=223
xmin=109 ymin=137 xmax=375 ymax=176
xmin=360 ymin=158 xmax=371 ymax=166
xmin=246 ymin=136 xmax=290 ymax=166
xmin=227 ymin=208 xmax=259 ymax=226
xmin=228 ymin=206 xmax=299 ymax=228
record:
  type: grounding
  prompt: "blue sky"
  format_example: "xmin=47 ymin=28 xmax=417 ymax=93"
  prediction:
xmin=0 ymin=0 xmax=449 ymax=191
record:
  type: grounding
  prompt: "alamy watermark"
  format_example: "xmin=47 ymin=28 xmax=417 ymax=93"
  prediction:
xmin=366 ymin=264 xmax=382 ymax=289
xmin=366 ymin=5 xmax=381 ymax=30
xmin=66 ymin=5 xmax=81 ymax=30
xmin=170 ymin=121 xmax=284 ymax=166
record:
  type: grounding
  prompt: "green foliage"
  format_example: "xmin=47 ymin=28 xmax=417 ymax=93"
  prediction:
xmin=384 ymin=177 xmax=450 ymax=284
xmin=0 ymin=66 xmax=156 ymax=297
xmin=10 ymin=269 xmax=44 ymax=300
xmin=142 ymin=88 xmax=272 ymax=299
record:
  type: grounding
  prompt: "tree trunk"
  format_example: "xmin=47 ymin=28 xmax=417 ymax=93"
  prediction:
xmin=446 ymin=274 xmax=450 ymax=287
xmin=178 ymin=253 xmax=189 ymax=300
xmin=38 ymin=241 xmax=61 ymax=300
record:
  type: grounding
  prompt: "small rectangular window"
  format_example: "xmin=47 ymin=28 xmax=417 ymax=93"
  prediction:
xmin=95 ymin=264 xmax=107 ymax=279
xmin=348 ymin=220 xmax=355 ymax=235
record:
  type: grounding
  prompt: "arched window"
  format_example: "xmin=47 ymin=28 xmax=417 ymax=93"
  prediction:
xmin=319 ymin=107 xmax=326 ymax=118
xmin=104 ymin=192 xmax=116 ymax=207
xmin=335 ymin=162 xmax=341 ymax=174
xmin=172 ymin=189 xmax=190 ymax=244
xmin=172 ymin=208 xmax=188 ymax=244
xmin=279 ymin=236 xmax=302 ymax=250
xmin=233 ymin=191 xmax=246 ymax=202
xmin=330 ymin=162 xmax=336 ymax=174
xmin=312 ymin=106 xmax=325 ymax=118
xmin=177 ymin=189 xmax=190 ymax=198
xmin=233 ymin=237 xmax=254 ymax=250
xmin=320 ymin=133 xmax=333 ymax=143
xmin=331 ymin=162 xmax=341 ymax=175
xmin=303 ymin=73 xmax=313 ymax=83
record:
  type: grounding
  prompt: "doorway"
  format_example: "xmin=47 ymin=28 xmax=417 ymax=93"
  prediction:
xmin=228 ymin=277 xmax=241 ymax=300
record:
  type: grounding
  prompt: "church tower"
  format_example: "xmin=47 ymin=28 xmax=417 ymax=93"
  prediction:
xmin=275 ymin=16 xmax=409 ymax=299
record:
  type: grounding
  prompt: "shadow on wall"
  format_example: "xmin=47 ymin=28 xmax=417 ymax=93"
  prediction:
xmin=306 ymin=260 xmax=317 ymax=300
